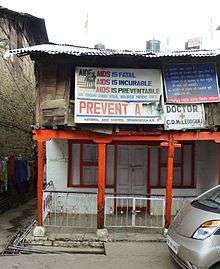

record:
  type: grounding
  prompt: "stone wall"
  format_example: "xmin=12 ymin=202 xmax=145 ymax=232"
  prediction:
xmin=0 ymin=16 xmax=35 ymax=158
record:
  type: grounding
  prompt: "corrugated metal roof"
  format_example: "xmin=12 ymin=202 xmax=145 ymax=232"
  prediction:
xmin=5 ymin=43 xmax=220 ymax=58
xmin=159 ymin=50 xmax=220 ymax=57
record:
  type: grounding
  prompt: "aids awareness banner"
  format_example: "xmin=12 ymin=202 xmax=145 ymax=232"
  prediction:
xmin=75 ymin=67 xmax=164 ymax=124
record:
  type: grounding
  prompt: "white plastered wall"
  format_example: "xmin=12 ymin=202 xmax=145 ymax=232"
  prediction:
xmin=46 ymin=140 xmax=220 ymax=215
xmin=46 ymin=140 xmax=68 ymax=190
xmin=46 ymin=140 xmax=114 ymax=213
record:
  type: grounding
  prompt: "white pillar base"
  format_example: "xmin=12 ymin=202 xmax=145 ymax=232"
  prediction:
xmin=96 ymin=228 xmax=108 ymax=241
xmin=163 ymin=228 xmax=168 ymax=237
xmin=33 ymin=226 xmax=46 ymax=237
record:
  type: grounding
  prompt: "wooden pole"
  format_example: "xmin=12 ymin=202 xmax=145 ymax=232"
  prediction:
xmin=165 ymin=136 xmax=175 ymax=228
xmin=97 ymin=143 xmax=106 ymax=229
xmin=37 ymin=141 xmax=44 ymax=226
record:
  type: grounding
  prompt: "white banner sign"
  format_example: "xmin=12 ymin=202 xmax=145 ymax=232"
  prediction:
xmin=75 ymin=67 xmax=163 ymax=124
xmin=164 ymin=104 xmax=205 ymax=130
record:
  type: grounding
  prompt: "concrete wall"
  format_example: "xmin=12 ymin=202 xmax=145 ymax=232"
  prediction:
xmin=195 ymin=141 xmax=219 ymax=193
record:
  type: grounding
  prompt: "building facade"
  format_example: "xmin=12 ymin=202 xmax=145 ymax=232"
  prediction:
xmin=8 ymin=44 xmax=220 ymax=231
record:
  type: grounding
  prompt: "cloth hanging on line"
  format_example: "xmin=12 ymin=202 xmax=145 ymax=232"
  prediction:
xmin=0 ymin=160 xmax=8 ymax=192
xmin=8 ymin=155 xmax=16 ymax=182
xmin=15 ymin=160 xmax=28 ymax=183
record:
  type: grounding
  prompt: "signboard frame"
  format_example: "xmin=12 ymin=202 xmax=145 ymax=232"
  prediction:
xmin=163 ymin=62 xmax=220 ymax=104
xmin=164 ymin=104 xmax=205 ymax=130
xmin=74 ymin=67 xmax=164 ymax=124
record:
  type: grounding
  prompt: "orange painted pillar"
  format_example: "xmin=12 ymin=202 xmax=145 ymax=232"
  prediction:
xmin=37 ymin=141 xmax=44 ymax=226
xmin=165 ymin=136 xmax=175 ymax=228
xmin=219 ymin=144 xmax=220 ymax=185
xmin=97 ymin=143 xmax=106 ymax=229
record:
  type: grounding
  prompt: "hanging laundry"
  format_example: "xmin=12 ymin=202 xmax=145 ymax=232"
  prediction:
xmin=8 ymin=155 xmax=16 ymax=182
xmin=0 ymin=160 xmax=3 ymax=193
xmin=15 ymin=159 xmax=28 ymax=193
xmin=0 ymin=160 xmax=8 ymax=192
xmin=2 ymin=160 xmax=8 ymax=191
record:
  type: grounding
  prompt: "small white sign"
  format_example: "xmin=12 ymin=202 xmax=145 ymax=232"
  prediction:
xmin=187 ymin=37 xmax=202 ymax=49
xmin=164 ymin=104 xmax=205 ymax=130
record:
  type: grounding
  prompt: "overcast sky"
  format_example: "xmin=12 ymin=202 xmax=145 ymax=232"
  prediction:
xmin=1 ymin=0 xmax=220 ymax=50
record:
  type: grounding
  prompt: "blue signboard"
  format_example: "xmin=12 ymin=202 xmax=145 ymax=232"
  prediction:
xmin=164 ymin=63 xmax=220 ymax=103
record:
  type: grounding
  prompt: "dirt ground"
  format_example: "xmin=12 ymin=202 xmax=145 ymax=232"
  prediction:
xmin=0 ymin=198 xmax=36 ymax=252
xmin=0 ymin=242 xmax=179 ymax=269
xmin=0 ymin=199 xmax=179 ymax=268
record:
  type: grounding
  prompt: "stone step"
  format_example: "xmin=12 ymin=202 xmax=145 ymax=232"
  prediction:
xmin=26 ymin=245 xmax=105 ymax=254
xmin=27 ymin=239 xmax=104 ymax=248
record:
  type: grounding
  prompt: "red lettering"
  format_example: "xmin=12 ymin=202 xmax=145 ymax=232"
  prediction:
xmin=79 ymin=101 xmax=86 ymax=113
xmin=96 ymin=79 xmax=110 ymax=85
xmin=101 ymin=102 xmax=108 ymax=114
xmin=97 ymin=70 xmax=110 ymax=77
xmin=79 ymin=101 xmax=129 ymax=116
xmin=86 ymin=102 xmax=93 ymax=114
xmin=96 ymin=78 xmax=101 ymax=84
xmin=108 ymin=103 xmax=115 ymax=115
xmin=121 ymin=103 xmax=128 ymax=115
xmin=96 ymin=86 xmax=111 ymax=93
xmin=115 ymin=103 xmax=122 ymax=115
xmin=94 ymin=102 xmax=101 ymax=114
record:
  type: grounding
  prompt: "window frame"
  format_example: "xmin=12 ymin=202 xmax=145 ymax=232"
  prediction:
xmin=67 ymin=141 xmax=114 ymax=188
xmin=152 ymin=142 xmax=195 ymax=189
xmin=68 ymin=141 xmax=195 ymax=189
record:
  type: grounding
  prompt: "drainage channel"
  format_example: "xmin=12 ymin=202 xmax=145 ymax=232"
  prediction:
xmin=1 ymin=222 xmax=105 ymax=256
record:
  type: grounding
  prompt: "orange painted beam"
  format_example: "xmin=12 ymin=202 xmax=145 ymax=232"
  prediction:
xmin=172 ymin=131 xmax=220 ymax=142
xmin=33 ymin=130 xmax=101 ymax=142
xmin=165 ymin=135 xmax=175 ymax=228
xmin=37 ymin=141 xmax=44 ymax=226
xmin=112 ymin=135 xmax=169 ymax=142
xmin=97 ymin=143 xmax=106 ymax=229
xmin=33 ymin=130 xmax=220 ymax=143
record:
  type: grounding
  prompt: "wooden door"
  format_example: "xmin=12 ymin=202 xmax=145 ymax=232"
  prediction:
xmin=130 ymin=146 xmax=147 ymax=195
xmin=117 ymin=145 xmax=147 ymax=195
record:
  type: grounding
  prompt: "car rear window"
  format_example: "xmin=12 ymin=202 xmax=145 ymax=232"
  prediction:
xmin=191 ymin=186 xmax=220 ymax=214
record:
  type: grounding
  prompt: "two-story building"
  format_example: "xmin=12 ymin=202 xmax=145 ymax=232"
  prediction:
xmin=7 ymin=44 xmax=220 ymax=234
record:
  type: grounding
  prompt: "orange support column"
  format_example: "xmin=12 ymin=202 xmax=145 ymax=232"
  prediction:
xmin=97 ymin=143 xmax=106 ymax=229
xmin=218 ymin=144 xmax=220 ymax=185
xmin=165 ymin=136 xmax=175 ymax=228
xmin=37 ymin=141 xmax=44 ymax=226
